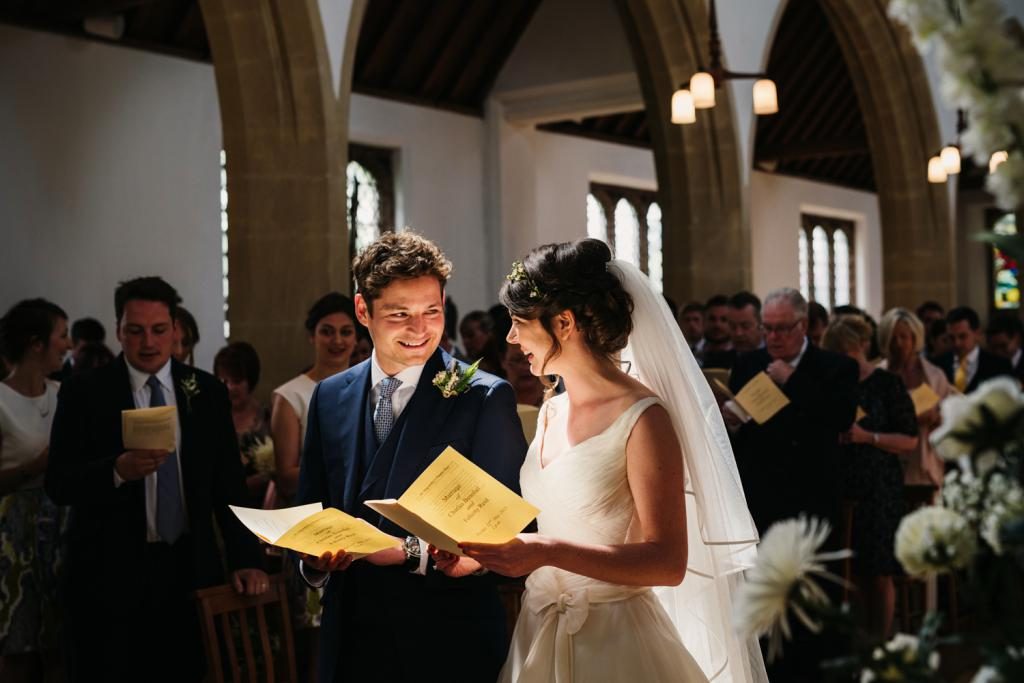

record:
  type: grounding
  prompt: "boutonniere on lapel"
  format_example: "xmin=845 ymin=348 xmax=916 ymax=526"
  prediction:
xmin=180 ymin=373 xmax=200 ymax=413
xmin=433 ymin=359 xmax=481 ymax=398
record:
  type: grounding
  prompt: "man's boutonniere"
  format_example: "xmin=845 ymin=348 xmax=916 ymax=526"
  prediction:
xmin=180 ymin=373 xmax=200 ymax=413
xmin=433 ymin=359 xmax=481 ymax=398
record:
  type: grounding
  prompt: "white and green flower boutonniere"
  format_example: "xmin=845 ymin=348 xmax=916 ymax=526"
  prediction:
xmin=180 ymin=373 xmax=200 ymax=413
xmin=433 ymin=359 xmax=480 ymax=398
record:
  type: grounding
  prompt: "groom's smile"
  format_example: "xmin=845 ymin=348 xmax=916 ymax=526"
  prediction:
xmin=355 ymin=275 xmax=445 ymax=376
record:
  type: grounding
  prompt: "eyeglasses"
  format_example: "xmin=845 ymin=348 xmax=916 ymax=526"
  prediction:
xmin=760 ymin=321 xmax=803 ymax=336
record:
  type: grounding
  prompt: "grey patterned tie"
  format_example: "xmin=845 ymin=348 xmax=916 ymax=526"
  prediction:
xmin=374 ymin=377 xmax=402 ymax=444
xmin=148 ymin=375 xmax=185 ymax=544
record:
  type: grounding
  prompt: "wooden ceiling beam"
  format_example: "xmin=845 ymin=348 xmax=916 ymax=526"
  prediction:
xmin=419 ymin=1 xmax=492 ymax=102
xmin=756 ymin=138 xmax=870 ymax=163
xmin=388 ymin=0 xmax=466 ymax=92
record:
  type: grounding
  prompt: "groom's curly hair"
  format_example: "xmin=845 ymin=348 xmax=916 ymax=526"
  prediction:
xmin=352 ymin=231 xmax=452 ymax=311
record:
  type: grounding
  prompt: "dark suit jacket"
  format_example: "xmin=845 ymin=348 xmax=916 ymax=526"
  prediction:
xmin=297 ymin=347 xmax=528 ymax=683
xmin=46 ymin=356 xmax=262 ymax=677
xmin=934 ymin=348 xmax=1013 ymax=393
xmin=729 ymin=345 xmax=858 ymax=536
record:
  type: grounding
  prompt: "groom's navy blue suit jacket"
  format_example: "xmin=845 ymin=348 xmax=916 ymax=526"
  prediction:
xmin=297 ymin=347 xmax=528 ymax=683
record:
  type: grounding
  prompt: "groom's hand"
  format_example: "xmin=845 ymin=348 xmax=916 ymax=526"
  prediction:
xmin=303 ymin=550 xmax=354 ymax=573
xmin=428 ymin=546 xmax=483 ymax=578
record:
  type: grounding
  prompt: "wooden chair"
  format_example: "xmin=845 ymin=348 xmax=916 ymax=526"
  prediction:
xmin=194 ymin=573 xmax=297 ymax=683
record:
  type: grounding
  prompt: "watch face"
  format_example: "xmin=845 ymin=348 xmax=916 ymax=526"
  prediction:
xmin=404 ymin=536 xmax=421 ymax=558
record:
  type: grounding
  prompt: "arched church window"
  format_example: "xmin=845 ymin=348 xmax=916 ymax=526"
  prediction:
xmin=991 ymin=211 xmax=1020 ymax=310
xmin=347 ymin=144 xmax=396 ymax=276
xmin=646 ymin=202 xmax=663 ymax=293
xmin=220 ymin=149 xmax=230 ymax=339
xmin=614 ymin=199 xmax=641 ymax=268
xmin=800 ymin=214 xmax=855 ymax=310
xmin=587 ymin=193 xmax=608 ymax=242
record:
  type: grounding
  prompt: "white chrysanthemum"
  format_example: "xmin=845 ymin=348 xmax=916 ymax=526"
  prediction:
xmin=895 ymin=506 xmax=977 ymax=577
xmin=971 ymin=666 xmax=1005 ymax=683
xmin=980 ymin=473 xmax=1024 ymax=555
xmin=734 ymin=516 xmax=850 ymax=661
xmin=930 ymin=377 xmax=1023 ymax=461
xmin=248 ymin=436 xmax=276 ymax=476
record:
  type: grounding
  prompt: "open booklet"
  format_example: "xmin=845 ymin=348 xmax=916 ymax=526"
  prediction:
xmin=365 ymin=446 xmax=539 ymax=556
xmin=122 ymin=406 xmax=177 ymax=451
xmin=229 ymin=503 xmax=401 ymax=558
xmin=713 ymin=371 xmax=790 ymax=425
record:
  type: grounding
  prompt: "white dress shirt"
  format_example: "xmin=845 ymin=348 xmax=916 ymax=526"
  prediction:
xmin=115 ymin=358 xmax=189 ymax=543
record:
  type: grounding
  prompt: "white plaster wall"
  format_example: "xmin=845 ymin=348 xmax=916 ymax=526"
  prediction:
xmin=0 ymin=25 xmax=225 ymax=370
xmin=348 ymin=93 xmax=491 ymax=311
xmin=750 ymin=171 xmax=884 ymax=317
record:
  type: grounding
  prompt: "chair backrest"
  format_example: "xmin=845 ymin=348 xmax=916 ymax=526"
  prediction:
xmin=194 ymin=573 xmax=297 ymax=683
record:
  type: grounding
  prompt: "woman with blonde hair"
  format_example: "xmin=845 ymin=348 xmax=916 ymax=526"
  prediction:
xmin=823 ymin=314 xmax=918 ymax=638
xmin=876 ymin=307 xmax=953 ymax=489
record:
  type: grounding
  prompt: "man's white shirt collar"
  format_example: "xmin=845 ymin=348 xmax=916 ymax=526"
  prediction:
xmin=787 ymin=338 xmax=810 ymax=369
xmin=370 ymin=351 xmax=427 ymax=392
xmin=126 ymin=357 xmax=174 ymax=395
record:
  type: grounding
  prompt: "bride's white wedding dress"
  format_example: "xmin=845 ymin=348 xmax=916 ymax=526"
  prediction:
xmin=499 ymin=393 xmax=708 ymax=682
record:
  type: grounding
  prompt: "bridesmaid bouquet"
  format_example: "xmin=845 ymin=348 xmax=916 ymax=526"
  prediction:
xmin=247 ymin=436 xmax=276 ymax=476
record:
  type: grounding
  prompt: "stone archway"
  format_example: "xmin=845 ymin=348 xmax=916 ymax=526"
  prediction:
xmin=618 ymin=0 xmax=750 ymax=303
xmin=199 ymin=0 xmax=366 ymax=394
xmin=761 ymin=0 xmax=953 ymax=310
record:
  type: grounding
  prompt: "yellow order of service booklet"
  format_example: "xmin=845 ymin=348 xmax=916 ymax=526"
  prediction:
xmin=229 ymin=503 xmax=400 ymax=558
xmin=909 ymin=383 xmax=941 ymax=416
xmin=365 ymin=446 xmax=539 ymax=556
xmin=122 ymin=406 xmax=177 ymax=451
xmin=714 ymin=371 xmax=791 ymax=425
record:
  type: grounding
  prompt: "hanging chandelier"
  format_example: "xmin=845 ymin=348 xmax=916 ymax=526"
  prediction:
xmin=671 ymin=0 xmax=779 ymax=125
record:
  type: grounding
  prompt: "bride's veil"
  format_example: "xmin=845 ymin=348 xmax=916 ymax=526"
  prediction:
xmin=610 ymin=260 xmax=768 ymax=683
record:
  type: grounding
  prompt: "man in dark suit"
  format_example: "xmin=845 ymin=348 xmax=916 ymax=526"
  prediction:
xmin=46 ymin=277 xmax=267 ymax=683
xmin=701 ymin=294 xmax=736 ymax=369
xmin=935 ymin=306 xmax=1013 ymax=393
xmin=297 ymin=233 xmax=528 ymax=683
xmin=51 ymin=316 xmax=105 ymax=381
xmin=985 ymin=312 xmax=1024 ymax=383
xmin=726 ymin=288 xmax=858 ymax=681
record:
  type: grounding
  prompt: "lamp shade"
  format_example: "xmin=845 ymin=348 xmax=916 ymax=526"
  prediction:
xmin=671 ymin=88 xmax=696 ymax=124
xmin=752 ymin=79 xmax=778 ymax=115
xmin=927 ymin=155 xmax=947 ymax=183
xmin=990 ymin=150 xmax=1008 ymax=174
xmin=940 ymin=145 xmax=961 ymax=175
xmin=690 ymin=72 xmax=715 ymax=108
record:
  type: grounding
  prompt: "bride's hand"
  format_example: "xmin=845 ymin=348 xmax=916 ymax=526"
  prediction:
xmin=427 ymin=546 xmax=483 ymax=578
xmin=459 ymin=534 xmax=553 ymax=577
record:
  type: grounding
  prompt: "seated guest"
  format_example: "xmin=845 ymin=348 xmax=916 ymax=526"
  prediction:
xmin=807 ymin=301 xmax=829 ymax=346
xmin=728 ymin=288 xmax=858 ymax=680
xmin=678 ymin=301 xmax=705 ymax=357
xmin=934 ymin=306 xmax=1013 ymax=393
xmin=822 ymin=316 xmax=918 ymax=639
xmin=54 ymin=316 xmax=106 ymax=380
xmin=46 ymin=277 xmax=266 ymax=682
xmin=0 ymin=299 xmax=71 ymax=683
xmin=172 ymin=305 xmax=199 ymax=366
xmin=916 ymin=300 xmax=945 ymax=331
xmin=460 ymin=310 xmax=504 ymax=376
xmin=728 ymin=290 xmax=764 ymax=354
xmin=71 ymin=341 xmax=114 ymax=375
xmin=985 ymin=312 xmax=1024 ymax=380
xmin=877 ymin=308 xmax=954 ymax=489
xmin=701 ymin=294 xmax=734 ymax=368
xmin=927 ymin=318 xmax=954 ymax=361
xmin=214 ymin=342 xmax=271 ymax=507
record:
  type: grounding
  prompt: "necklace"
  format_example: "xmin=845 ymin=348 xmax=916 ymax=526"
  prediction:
xmin=30 ymin=391 xmax=51 ymax=418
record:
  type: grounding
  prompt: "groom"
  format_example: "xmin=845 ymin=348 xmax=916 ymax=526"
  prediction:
xmin=297 ymin=232 xmax=528 ymax=683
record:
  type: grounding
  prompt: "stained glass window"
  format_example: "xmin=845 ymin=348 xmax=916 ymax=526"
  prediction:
xmin=812 ymin=226 xmax=831 ymax=310
xmin=833 ymin=230 xmax=850 ymax=307
xmin=993 ymin=213 xmax=1020 ymax=310
xmin=798 ymin=228 xmax=810 ymax=301
xmin=646 ymin=202 xmax=663 ymax=293
xmin=800 ymin=215 xmax=855 ymax=309
xmin=220 ymin=150 xmax=230 ymax=339
xmin=346 ymin=160 xmax=381 ymax=256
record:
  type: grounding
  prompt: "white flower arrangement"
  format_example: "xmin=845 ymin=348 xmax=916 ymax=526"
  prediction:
xmin=859 ymin=632 xmax=942 ymax=682
xmin=980 ymin=472 xmax=1024 ymax=556
xmin=930 ymin=376 xmax=1022 ymax=463
xmin=247 ymin=436 xmax=276 ymax=476
xmin=733 ymin=516 xmax=851 ymax=661
xmin=889 ymin=0 xmax=1024 ymax=209
xmin=895 ymin=505 xmax=977 ymax=577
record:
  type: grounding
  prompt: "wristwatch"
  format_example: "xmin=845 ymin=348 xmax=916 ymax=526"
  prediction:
xmin=403 ymin=535 xmax=422 ymax=571
xmin=872 ymin=432 xmax=880 ymax=445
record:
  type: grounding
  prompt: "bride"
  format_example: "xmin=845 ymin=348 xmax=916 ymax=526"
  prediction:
xmin=433 ymin=239 xmax=767 ymax=682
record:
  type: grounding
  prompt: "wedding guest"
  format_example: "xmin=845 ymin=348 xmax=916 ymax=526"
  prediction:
xmin=0 ymin=299 xmax=70 ymax=683
xmin=985 ymin=312 xmax=1024 ymax=380
xmin=916 ymin=301 xmax=945 ymax=330
xmin=833 ymin=305 xmax=882 ymax=360
xmin=500 ymin=341 xmax=544 ymax=408
xmin=701 ymin=295 xmax=734 ymax=368
xmin=807 ymin=301 xmax=829 ymax=346
xmin=823 ymin=315 xmax=918 ymax=639
xmin=728 ymin=290 xmax=764 ymax=354
xmin=460 ymin=310 xmax=494 ymax=360
xmin=71 ymin=341 xmax=114 ymax=375
xmin=678 ymin=301 xmax=705 ymax=355
xmin=46 ymin=276 xmax=266 ymax=682
xmin=927 ymin=319 xmax=954 ymax=360
xmin=489 ymin=303 xmax=513 ymax=343
xmin=877 ymin=308 xmax=953 ymax=489
xmin=172 ymin=305 xmax=200 ymax=366
xmin=934 ymin=306 xmax=1012 ymax=393
xmin=214 ymin=342 xmax=271 ymax=507
xmin=272 ymin=293 xmax=356 ymax=501
xmin=441 ymin=297 xmax=464 ymax=358
xmin=54 ymin=317 xmax=106 ymax=380
xmin=350 ymin=325 xmax=373 ymax=367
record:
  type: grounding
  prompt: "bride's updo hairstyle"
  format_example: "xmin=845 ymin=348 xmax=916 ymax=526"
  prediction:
xmin=500 ymin=238 xmax=633 ymax=374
